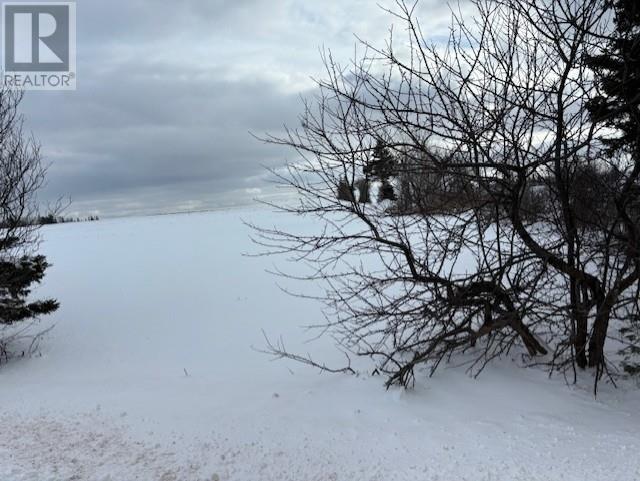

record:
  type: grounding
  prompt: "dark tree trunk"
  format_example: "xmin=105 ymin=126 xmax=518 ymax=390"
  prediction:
xmin=575 ymin=312 xmax=588 ymax=369
xmin=588 ymin=306 xmax=612 ymax=371
xmin=572 ymin=283 xmax=589 ymax=369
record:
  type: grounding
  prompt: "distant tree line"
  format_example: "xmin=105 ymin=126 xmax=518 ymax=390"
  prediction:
xmin=338 ymin=143 xmax=640 ymax=234
xmin=35 ymin=214 xmax=100 ymax=226
xmin=0 ymin=214 xmax=100 ymax=228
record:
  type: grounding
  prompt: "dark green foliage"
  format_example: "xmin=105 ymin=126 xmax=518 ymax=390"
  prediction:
xmin=0 ymin=255 xmax=59 ymax=326
xmin=365 ymin=140 xmax=397 ymax=202
xmin=587 ymin=0 xmax=640 ymax=154
xmin=364 ymin=140 xmax=396 ymax=180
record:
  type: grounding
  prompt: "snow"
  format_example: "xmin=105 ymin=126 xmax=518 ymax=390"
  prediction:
xmin=0 ymin=208 xmax=639 ymax=480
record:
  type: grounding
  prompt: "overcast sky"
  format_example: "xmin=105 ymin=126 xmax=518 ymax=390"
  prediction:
xmin=22 ymin=0 xmax=454 ymax=218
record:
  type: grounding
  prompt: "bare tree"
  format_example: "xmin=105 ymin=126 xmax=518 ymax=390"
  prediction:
xmin=253 ymin=0 xmax=639 ymax=393
xmin=0 ymin=89 xmax=58 ymax=358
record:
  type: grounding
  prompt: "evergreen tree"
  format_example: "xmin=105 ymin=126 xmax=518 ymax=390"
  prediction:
xmin=0 ymin=254 xmax=58 ymax=325
xmin=587 ymin=0 xmax=640 ymax=372
xmin=0 ymin=90 xmax=58 ymax=330
xmin=365 ymin=140 xmax=397 ymax=201
xmin=587 ymin=0 xmax=640 ymax=154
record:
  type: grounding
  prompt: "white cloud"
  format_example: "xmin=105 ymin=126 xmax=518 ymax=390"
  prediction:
xmin=22 ymin=0 xmax=457 ymax=217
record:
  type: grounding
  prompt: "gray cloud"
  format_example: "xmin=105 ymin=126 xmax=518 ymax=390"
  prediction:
xmin=20 ymin=0 xmax=454 ymax=217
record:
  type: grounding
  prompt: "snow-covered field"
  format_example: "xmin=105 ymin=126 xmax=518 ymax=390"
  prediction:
xmin=1 ymin=209 xmax=639 ymax=481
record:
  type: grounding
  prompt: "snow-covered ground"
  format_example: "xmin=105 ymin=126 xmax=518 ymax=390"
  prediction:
xmin=1 ymin=209 xmax=639 ymax=481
